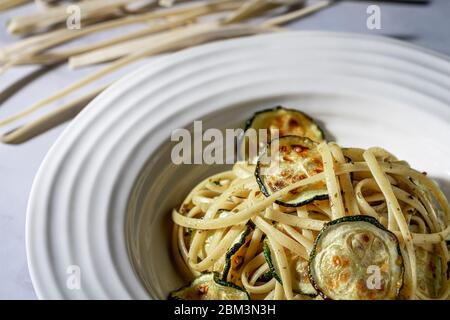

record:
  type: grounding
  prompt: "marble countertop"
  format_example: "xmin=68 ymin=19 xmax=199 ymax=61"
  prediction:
xmin=0 ymin=0 xmax=449 ymax=299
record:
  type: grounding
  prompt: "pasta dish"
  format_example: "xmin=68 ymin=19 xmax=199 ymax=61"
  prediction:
xmin=169 ymin=107 xmax=450 ymax=300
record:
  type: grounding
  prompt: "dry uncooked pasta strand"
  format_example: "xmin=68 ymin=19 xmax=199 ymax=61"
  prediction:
xmin=0 ymin=23 xmax=274 ymax=128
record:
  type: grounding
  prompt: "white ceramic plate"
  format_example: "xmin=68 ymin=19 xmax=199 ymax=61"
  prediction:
xmin=26 ymin=32 xmax=450 ymax=299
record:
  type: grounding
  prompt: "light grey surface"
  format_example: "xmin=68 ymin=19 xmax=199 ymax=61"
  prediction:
xmin=0 ymin=0 xmax=449 ymax=300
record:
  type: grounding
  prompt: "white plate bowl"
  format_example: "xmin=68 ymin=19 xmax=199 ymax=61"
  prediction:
xmin=26 ymin=31 xmax=450 ymax=299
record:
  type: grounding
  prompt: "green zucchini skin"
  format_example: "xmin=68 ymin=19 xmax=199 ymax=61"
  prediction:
xmin=291 ymin=257 xmax=318 ymax=297
xmin=169 ymin=272 xmax=250 ymax=300
xmin=263 ymin=239 xmax=283 ymax=284
xmin=255 ymin=135 xmax=329 ymax=207
xmin=222 ymin=224 xmax=254 ymax=283
xmin=308 ymin=215 xmax=404 ymax=300
xmin=244 ymin=106 xmax=326 ymax=142
xmin=260 ymin=270 xmax=274 ymax=282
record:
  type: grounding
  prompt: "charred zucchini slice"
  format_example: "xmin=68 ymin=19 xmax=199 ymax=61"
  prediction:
xmin=263 ymin=239 xmax=318 ymax=296
xmin=309 ymin=216 xmax=404 ymax=300
xmin=241 ymin=106 xmax=325 ymax=161
xmin=263 ymin=239 xmax=282 ymax=283
xmin=415 ymin=247 xmax=443 ymax=298
xmin=292 ymin=257 xmax=317 ymax=296
xmin=222 ymin=224 xmax=254 ymax=284
xmin=169 ymin=272 xmax=249 ymax=300
xmin=245 ymin=106 xmax=325 ymax=142
xmin=255 ymin=135 xmax=328 ymax=207
xmin=263 ymin=238 xmax=283 ymax=284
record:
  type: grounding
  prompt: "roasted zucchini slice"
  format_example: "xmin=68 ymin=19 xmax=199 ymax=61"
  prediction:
xmin=169 ymin=272 xmax=250 ymax=300
xmin=255 ymin=135 xmax=328 ymax=207
xmin=241 ymin=106 xmax=325 ymax=161
xmin=291 ymin=256 xmax=317 ymax=296
xmin=222 ymin=224 xmax=254 ymax=284
xmin=263 ymin=239 xmax=282 ymax=283
xmin=245 ymin=106 xmax=325 ymax=142
xmin=309 ymin=216 xmax=404 ymax=300
xmin=415 ymin=247 xmax=443 ymax=298
xmin=264 ymin=239 xmax=318 ymax=296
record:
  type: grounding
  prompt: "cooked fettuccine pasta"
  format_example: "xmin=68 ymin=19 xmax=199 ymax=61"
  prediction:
xmin=169 ymin=107 xmax=450 ymax=300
